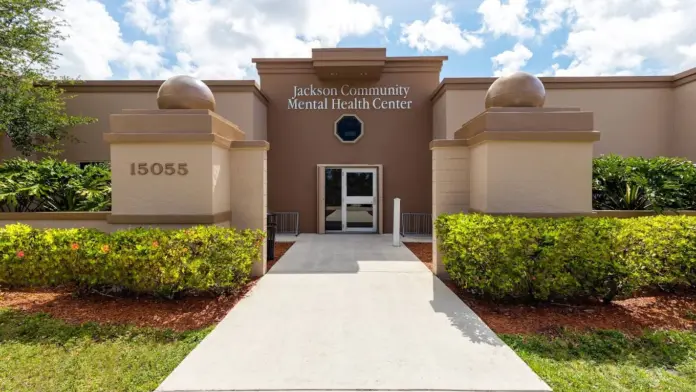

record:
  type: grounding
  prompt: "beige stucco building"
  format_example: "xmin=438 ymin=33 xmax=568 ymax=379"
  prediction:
xmin=2 ymin=48 xmax=696 ymax=234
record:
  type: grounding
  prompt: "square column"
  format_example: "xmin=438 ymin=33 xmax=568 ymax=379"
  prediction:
xmin=430 ymin=139 xmax=470 ymax=279
xmin=229 ymin=141 xmax=269 ymax=277
xmin=105 ymin=109 xmax=243 ymax=226
xmin=457 ymin=107 xmax=599 ymax=215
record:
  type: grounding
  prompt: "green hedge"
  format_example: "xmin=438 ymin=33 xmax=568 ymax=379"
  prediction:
xmin=436 ymin=213 xmax=696 ymax=303
xmin=593 ymin=154 xmax=696 ymax=211
xmin=0 ymin=158 xmax=111 ymax=212
xmin=0 ymin=224 xmax=264 ymax=297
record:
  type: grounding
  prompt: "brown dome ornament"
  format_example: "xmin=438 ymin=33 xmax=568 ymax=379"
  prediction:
xmin=485 ymin=71 xmax=546 ymax=109
xmin=157 ymin=75 xmax=216 ymax=111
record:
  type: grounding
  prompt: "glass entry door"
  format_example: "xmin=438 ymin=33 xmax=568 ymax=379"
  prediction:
xmin=341 ymin=168 xmax=377 ymax=232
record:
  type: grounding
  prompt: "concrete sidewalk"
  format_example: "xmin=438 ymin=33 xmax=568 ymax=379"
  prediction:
xmin=156 ymin=234 xmax=551 ymax=392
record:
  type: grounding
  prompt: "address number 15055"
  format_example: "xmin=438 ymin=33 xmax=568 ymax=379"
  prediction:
xmin=130 ymin=163 xmax=189 ymax=176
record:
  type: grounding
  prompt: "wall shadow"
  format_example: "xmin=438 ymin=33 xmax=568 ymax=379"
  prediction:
xmin=428 ymin=275 xmax=504 ymax=347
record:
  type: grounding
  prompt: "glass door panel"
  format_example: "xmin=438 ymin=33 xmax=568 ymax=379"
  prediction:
xmin=342 ymin=168 xmax=377 ymax=232
xmin=324 ymin=168 xmax=342 ymax=231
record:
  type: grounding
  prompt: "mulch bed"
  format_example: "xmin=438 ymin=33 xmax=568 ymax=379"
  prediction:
xmin=267 ymin=241 xmax=294 ymax=271
xmin=404 ymin=241 xmax=432 ymax=271
xmin=0 ymin=241 xmax=296 ymax=332
xmin=404 ymin=241 xmax=696 ymax=335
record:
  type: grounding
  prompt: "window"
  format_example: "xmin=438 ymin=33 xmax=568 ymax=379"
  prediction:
xmin=334 ymin=114 xmax=364 ymax=143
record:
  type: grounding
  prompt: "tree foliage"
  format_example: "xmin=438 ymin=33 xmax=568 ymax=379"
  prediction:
xmin=0 ymin=0 xmax=95 ymax=156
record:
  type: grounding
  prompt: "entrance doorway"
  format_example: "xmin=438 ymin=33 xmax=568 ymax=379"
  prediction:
xmin=320 ymin=166 xmax=379 ymax=233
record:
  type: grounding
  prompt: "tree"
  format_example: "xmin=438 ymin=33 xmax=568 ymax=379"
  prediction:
xmin=0 ymin=0 xmax=95 ymax=157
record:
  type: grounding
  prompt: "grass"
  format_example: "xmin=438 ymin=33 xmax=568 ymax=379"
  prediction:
xmin=501 ymin=329 xmax=696 ymax=392
xmin=0 ymin=308 xmax=211 ymax=392
xmin=2 ymin=309 xmax=696 ymax=392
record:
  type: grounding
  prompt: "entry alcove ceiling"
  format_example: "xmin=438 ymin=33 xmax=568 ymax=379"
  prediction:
xmin=312 ymin=48 xmax=386 ymax=81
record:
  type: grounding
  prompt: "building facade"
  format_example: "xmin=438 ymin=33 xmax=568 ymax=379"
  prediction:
xmin=2 ymin=48 xmax=696 ymax=234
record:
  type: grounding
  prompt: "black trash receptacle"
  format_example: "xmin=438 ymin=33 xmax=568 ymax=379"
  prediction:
xmin=267 ymin=213 xmax=277 ymax=260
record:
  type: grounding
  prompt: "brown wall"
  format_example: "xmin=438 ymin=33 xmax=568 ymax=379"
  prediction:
xmin=256 ymin=57 xmax=444 ymax=233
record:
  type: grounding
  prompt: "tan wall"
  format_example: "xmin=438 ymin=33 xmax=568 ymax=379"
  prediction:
xmin=548 ymin=89 xmax=672 ymax=157
xmin=229 ymin=145 xmax=268 ymax=275
xmin=212 ymin=144 xmax=231 ymax=215
xmin=1 ymin=87 xmax=267 ymax=162
xmin=469 ymin=142 xmax=488 ymax=211
xmin=443 ymin=90 xmax=484 ymax=140
xmin=471 ymin=141 xmax=593 ymax=213
xmin=673 ymin=78 xmax=696 ymax=160
xmin=432 ymin=145 xmax=470 ymax=213
xmin=258 ymin=61 xmax=442 ymax=233
xmin=435 ymin=86 xmax=674 ymax=158
xmin=110 ymin=143 xmax=216 ymax=215
xmin=430 ymin=143 xmax=469 ymax=278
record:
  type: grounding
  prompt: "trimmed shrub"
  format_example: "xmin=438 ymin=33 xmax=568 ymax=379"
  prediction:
xmin=0 ymin=157 xmax=111 ymax=212
xmin=0 ymin=224 xmax=264 ymax=297
xmin=436 ymin=213 xmax=696 ymax=303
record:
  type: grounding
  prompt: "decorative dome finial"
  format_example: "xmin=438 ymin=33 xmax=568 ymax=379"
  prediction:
xmin=157 ymin=75 xmax=216 ymax=111
xmin=484 ymin=71 xmax=546 ymax=109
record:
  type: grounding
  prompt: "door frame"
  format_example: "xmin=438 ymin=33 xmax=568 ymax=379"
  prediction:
xmin=341 ymin=167 xmax=377 ymax=233
xmin=317 ymin=164 xmax=383 ymax=234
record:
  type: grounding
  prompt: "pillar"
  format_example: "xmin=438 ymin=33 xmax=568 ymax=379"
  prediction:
xmin=105 ymin=109 xmax=243 ymax=226
xmin=459 ymin=107 xmax=598 ymax=215
xmin=104 ymin=108 xmax=270 ymax=277
xmin=229 ymin=141 xmax=269 ymax=277
xmin=430 ymin=139 xmax=469 ymax=279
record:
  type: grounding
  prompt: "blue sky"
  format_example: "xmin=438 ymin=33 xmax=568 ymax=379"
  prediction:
xmin=53 ymin=0 xmax=696 ymax=80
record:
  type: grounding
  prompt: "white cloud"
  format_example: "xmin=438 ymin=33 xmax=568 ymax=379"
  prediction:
xmin=49 ymin=0 xmax=696 ymax=80
xmin=123 ymin=0 xmax=167 ymax=37
xmin=400 ymin=2 xmax=484 ymax=54
xmin=50 ymin=0 xmax=165 ymax=79
xmin=491 ymin=43 xmax=533 ymax=76
xmin=477 ymin=0 xmax=535 ymax=39
xmin=677 ymin=43 xmax=696 ymax=70
xmin=143 ymin=0 xmax=391 ymax=79
xmin=536 ymin=0 xmax=696 ymax=75
xmin=51 ymin=0 xmax=391 ymax=80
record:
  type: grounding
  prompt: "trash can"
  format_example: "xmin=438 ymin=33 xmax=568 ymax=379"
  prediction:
xmin=267 ymin=213 xmax=277 ymax=260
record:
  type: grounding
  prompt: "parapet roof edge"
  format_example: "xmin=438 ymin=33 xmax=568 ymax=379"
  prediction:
xmin=54 ymin=79 xmax=269 ymax=104
xmin=430 ymin=67 xmax=696 ymax=102
xmin=673 ymin=67 xmax=696 ymax=87
xmin=251 ymin=55 xmax=449 ymax=64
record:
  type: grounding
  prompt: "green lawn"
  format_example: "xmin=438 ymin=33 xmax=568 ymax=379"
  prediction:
xmin=0 ymin=309 xmax=211 ymax=392
xmin=502 ymin=329 xmax=696 ymax=392
xmin=2 ymin=308 xmax=695 ymax=392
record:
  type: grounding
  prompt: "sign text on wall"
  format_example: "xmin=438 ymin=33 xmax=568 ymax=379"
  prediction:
xmin=288 ymin=84 xmax=412 ymax=110
xmin=130 ymin=162 xmax=189 ymax=176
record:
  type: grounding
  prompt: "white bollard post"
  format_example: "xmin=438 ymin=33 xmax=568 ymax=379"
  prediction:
xmin=393 ymin=197 xmax=401 ymax=247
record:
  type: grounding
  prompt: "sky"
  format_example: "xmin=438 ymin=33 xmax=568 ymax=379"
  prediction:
xmin=49 ymin=0 xmax=696 ymax=81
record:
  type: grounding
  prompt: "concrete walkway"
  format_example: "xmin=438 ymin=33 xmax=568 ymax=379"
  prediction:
xmin=156 ymin=234 xmax=551 ymax=392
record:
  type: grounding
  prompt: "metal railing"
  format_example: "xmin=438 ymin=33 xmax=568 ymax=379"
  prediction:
xmin=400 ymin=212 xmax=432 ymax=237
xmin=270 ymin=212 xmax=300 ymax=236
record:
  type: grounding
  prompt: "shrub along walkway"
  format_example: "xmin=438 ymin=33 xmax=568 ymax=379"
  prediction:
xmin=404 ymin=242 xmax=696 ymax=335
xmin=0 ymin=242 xmax=295 ymax=331
xmin=156 ymin=234 xmax=551 ymax=392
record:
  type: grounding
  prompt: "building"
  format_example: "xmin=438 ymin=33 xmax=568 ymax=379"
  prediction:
xmin=2 ymin=48 xmax=696 ymax=234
